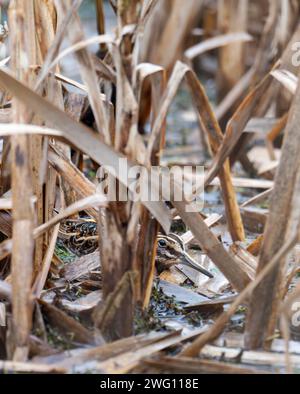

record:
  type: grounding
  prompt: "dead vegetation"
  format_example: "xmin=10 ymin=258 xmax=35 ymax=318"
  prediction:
xmin=0 ymin=0 xmax=299 ymax=374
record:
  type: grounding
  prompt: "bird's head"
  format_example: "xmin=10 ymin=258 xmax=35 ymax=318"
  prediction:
xmin=156 ymin=234 xmax=213 ymax=278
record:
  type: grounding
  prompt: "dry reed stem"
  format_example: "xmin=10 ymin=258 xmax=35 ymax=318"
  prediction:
xmin=8 ymin=0 xmax=35 ymax=361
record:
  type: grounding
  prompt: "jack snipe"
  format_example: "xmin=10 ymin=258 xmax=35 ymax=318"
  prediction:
xmin=156 ymin=234 xmax=213 ymax=278
xmin=59 ymin=220 xmax=213 ymax=278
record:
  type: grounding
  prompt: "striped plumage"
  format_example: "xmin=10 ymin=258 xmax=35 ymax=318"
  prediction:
xmin=156 ymin=234 xmax=213 ymax=278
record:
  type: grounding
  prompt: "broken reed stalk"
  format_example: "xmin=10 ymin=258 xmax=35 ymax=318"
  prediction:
xmin=215 ymin=1 xmax=275 ymax=121
xmin=48 ymin=144 xmax=99 ymax=219
xmin=56 ymin=0 xmax=110 ymax=143
xmin=97 ymin=1 xmax=143 ymax=339
xmin=205 ymin=73 xmax=274 ymax=188
xmin=180 ymin=233 xmax=299 ymax=358
xmin=148 ymin=61 xmax=245 ymax=242
xmin=8 ymin=0 xmax=35 ymax=361
xmin=138 ymin=0 xmax=203 ymax=128
xmin=214 ymin=2 xmax=282 ymax=169
xmin=31 ymin=0 xmax=57 ymax=276
xmin=29 ymin=1 xmax=43 ymax=266
xmin=34 ymin=0 xmax=68 ymax=251
xmin=209 ymin=24 xmax=300 ymax=186
xmin=96 ymin=0 xmax=106 ymax=38
xmin=185 ymin=69 xmax=245 ymax=242
xmin=217 ymin=0 xmax=248 ymax=106
xmin=266 ymin=113 xmax=288 ymax=160
xmin=245 ymin=74 xmax=300 ymax=350
xmin=50 ymin=0 xmax=144 ymax=338
xmin=134 ymin=66 xmax=167 ymax=308
xmin=141 ymin=0 xmax=203 ymax=71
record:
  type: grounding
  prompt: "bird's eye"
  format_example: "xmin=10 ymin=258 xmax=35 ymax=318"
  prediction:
xmin=158 ymin=239 xmax=167 ymax=248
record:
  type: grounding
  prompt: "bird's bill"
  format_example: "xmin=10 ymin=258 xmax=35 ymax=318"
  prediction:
xmin=181 ymin=252 xmax=214 ymax=279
